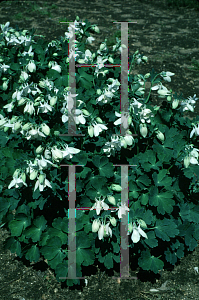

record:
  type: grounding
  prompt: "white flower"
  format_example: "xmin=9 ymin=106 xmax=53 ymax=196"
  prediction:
xmin=116 ymin=202 xmax=129 ymax=219
xmin=190 ymin=123 xmax=199 ymax=138
xmin=8 ymin=174 xmax=27 ymax=189
xmin=180 ymin=94 xmax=198 ymax=112
xmin=140 ymin=123 xmax=148 ymax=138
xmin=25 ymin=127 xmax=46 ymax=140
xmin=86 ymin=36 xmax=95 ymax=44
xmin=189 ymin=148 xmax=199 ymax=164
xmin=37 ymin=101 xmax=53 ymax=114
xmin=24 ymin=101 xmax=35 ymax=115
xmin=61 ymin=145 xmax=80 ymax=160
xmin=51 ymin=146 xmax=63 ymax=162
xmin=92 ymin=219 xmax=101 ymax=232
xmin=51 ymin=62 xmax=61 ymax=73
xmin=160 ymin=71 xmax=175 ymax=82
xmin=0 ymin=63 xmax=10 ymax=73
xmin=92 ymin=122 xmax=108 ymax=137
xmin=128 ymin=222 xmax=148 ymax=243
xmin=27 ymin=60 xmax=36 ymax=72
xmin=98 ymin=222 xmax=112 ymax=240
xmin=90 ymin=196 xmax=109 ymax=215
xmin=3 ymin=102 xmax=15 ymax=112
xmin=114 ymin=111 xmax=131 ymax=129
xmin=34 ymin=173 xmax=52 ymax=192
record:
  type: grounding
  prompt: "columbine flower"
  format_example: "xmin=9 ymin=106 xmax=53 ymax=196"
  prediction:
xmin=115 ymin=202 xmax=129 ymax=219
xmin=51 ymin=146 xmax=63 ymax=162
xmin=37 ymin=101 xmax=53 ymax=114
xmin=51 ymin=62 xmax=61 ymax=73
xmin=128 ymin=222 xmax=148 ymax=243
xmin=90 ymin=196 xmax=109 ymax=215
xmin=140 ymin=123 xmax=148 ymax=138
xmin=190 ymin=123 xmax=199 ymax=138
xmin=92 ymin=219 xmax=101 ymax=232
xmin=27 ymin=60 xmax=36 ymax=72
xmin=3 ymin=102 xmax=15 ymax=112
xmin=189 ymin=148 xmax=199 ymax=164
xmin=139 ymin=106 xmax=153 ymax=124
xmin=8 ymin=171 xmax=27 ymax=189
xmin=24 ymin=101 xmax=35 ymax=115
xmin=180 ymin=94 xmax=198 ymax=112
xmin=34 ymin=173 xmax=52 ymax=192
xmin=61 ymin=144 xmax=81 ymax=160
xmin=25 ymin=126 xmax=46 ymax=140
xmin=89 ymin=121 xmax=108 ymax=137
xmin=160 ymin=71 xmax=175 ymax=82
xmin=114 ymin=111 xmax=131 ymax=129
xmin=98 ymin=222 xmax=112 ymax=240
xmin=0 ymin=63 xmax=10 ymax=73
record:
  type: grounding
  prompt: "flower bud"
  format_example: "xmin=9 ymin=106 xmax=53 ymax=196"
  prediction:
xmin=14 ymin=121 xmax=22 ymax=131
xmin=92 ymin=219 xmax=100 ymax=232
xmin=88 ymin=125 xmax=94 ymax=137
xmin=18 ymin=97 xmax=27 ymax=106
xmin=167 ymin=95 xmax=172 ymax=101
xmin=144 ymin=73 xmax=150 ymax=79
xmin=53 ymin=53 xmax=58 ymax=57
xmin=128 ymin=222 xmax=133 ymax=234
xmin=96 ymin=89 xmax=102 ymax=95
xmin=51 ymin=147 xmax=63 ymax=161
xmin=4 ymin=126 xmax=9 ymax=132
xmin=76 ymin=16 xmax=80 ymax=21
xmin=30 ymin=170 xmax=38 ymax=180
xmin=156 ymin=130 xmax=164 ymax=142
xmin=27 ymin=60 xmax=36 ymax=72
xmin=110 ymin=217 xmax=117 ymax=227
xmin=20 ymin=172 xmax=26 ymax=183
xmin=50 ymin=96 xmax=57 ymax=106
xmin=13 ymin=169 xmax=21 ymax=178
xmin=54 ymin=131 xmax=60 ymax=136
xmin=2 ymin=81 xmax=8 ymax=91
xmin=96 ymin=117 xmax=103 ymax=124
xmin=107 ymin=195 xmax=116 ymax=205
xmin=111 ymin=184 xmax=122 ymax=192
xmin=108 ymin=57 xmax=114 ymax=64
xmin=39 ymin=174 xmax=45 ymax=185
xmin=142 ymin=56 xmax=148 ymax=62
xmin=138 ymin=219 xmax=147 ymax=229
xmin=100 ymin=43 xmax=106 ymax=51
xmin=41 ymin=123 xmax=50 ymax=136
xmin=92 ymin=25 xmax=99 ymax=33
xmin=36 ymin=145 xmax=44 ymax=154
xmin=44 ymin=149 xmax=51 ymax=159
xmin=184 ymin=156 xmax=190 ymax=168
xmin=140 ymin=123 xmax=148 ymax=138
xmin=172 ymin=99 xmax=179 ymax=109
xmin=22 ymin=122 xmax=31 ymax=131
xmin=82 ymin=109 xmax=90 ymax=116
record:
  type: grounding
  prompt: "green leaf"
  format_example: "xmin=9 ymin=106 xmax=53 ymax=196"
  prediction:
xmin=138 ymin=150 xmax=162 ymax=172
xmin=92 ymin=156 xmax=114 ymax=178
xmin=179 ymin=203 xmax=199 ymax=223
xmin=25 ymin=245 xmax=40 ymax=262
xmin=40 ymin=236 xmax=66 ymax=269
xmin=155 ymin=218 xmax=179 ymax=241
xmin=144 ymin=231 xmax=158 ymax=248
xmin=138 ymin=249 xmax=164 ymax=274
xmin=23 ymin=215 xmax=47 ymax=242
xmin=4 ymin=237 xmax=22 ymax=257
xmin=8 ymin=214 xmax=31 ymax=236
xmin=149 ymin=186 xmax=175 ymax=214
xmin=152 ymin=170 xmax=172 ymax=187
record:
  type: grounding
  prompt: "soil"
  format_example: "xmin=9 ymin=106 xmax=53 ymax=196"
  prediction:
xmin=0 ymin=0 xmax=199 ymax=299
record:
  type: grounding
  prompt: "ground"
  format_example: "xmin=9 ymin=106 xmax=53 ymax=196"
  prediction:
xmin=0 ymin=0 xmax=199 ymax=299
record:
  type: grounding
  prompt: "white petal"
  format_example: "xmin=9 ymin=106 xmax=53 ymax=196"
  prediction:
xmin=131 ymin=229 xmax=140 ymax=243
